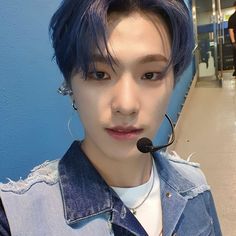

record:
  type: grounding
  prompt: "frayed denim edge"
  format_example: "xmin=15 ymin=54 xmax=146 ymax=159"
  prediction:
xmin=0 ymin=160 xmax=59 ymax=195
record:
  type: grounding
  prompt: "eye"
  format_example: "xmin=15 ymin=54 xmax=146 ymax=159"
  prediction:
xmin=142 ymin=72 xmax=162 ymax=81
xmin=88 ymin=71 xmax=110 ymax=80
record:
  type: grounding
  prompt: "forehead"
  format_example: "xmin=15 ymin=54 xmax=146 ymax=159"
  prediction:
xmin=106 ymin=11 xmax=171 ymax=56
xmin=108 ymin=10 xmax=170 ymax=34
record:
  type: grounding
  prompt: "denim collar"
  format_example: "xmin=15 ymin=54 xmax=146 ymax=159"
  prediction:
xmin=153 ymin=152 xmax=195 ymax=236
xmin=58 ymin=141 xmax=196 ymax=233
xmin=58 ymin=141 xmax=113 ymax=225
xmin=153 ymin=151 xmax=195 ymax=193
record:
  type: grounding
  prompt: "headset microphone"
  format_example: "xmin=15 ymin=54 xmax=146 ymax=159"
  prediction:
xmin=136 ymin=114 xmax=175 ymax=153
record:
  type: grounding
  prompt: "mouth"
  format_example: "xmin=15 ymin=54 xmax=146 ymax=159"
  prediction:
xmin=105 ymin=126 xmax=143 ymax=140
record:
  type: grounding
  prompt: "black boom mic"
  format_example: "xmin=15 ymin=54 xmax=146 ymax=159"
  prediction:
xmin=136 ymin=114 xmax=175 ymax=153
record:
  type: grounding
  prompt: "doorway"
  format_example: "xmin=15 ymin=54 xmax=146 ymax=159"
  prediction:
xmin=193 ymin=0 xmax=235 ymax=86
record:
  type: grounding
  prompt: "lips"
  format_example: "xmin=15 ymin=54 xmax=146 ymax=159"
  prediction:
xmin=105 ymin=126 xmax=143 ymax=140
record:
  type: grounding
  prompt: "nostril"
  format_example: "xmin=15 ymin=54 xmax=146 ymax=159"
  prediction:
xmin=111 ymin=102 xmax=139 ymax=116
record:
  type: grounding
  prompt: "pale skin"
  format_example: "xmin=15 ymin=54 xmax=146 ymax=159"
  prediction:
xmin=71 ymin=11 xmax=174 ymax=188
xmin=229 ymin=28 xmax=235 ymax=43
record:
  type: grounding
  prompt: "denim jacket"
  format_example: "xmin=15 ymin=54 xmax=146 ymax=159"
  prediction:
xmin=0 ymin=141 xmax=222 ymax=236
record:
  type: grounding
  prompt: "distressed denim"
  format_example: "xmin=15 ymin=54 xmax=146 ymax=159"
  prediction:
xmin=0 ymin=141 xmax=222 ymax=236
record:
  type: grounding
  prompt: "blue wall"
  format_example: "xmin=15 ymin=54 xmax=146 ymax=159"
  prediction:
xmin=0 ymin=1 xmax=195 ymax=182
xmin=0 ymin=0 xmax=74 ymax=181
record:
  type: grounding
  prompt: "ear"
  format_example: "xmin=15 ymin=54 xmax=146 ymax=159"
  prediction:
xmin=69 ymin=88 xmax=74 ymax=99
xmin=70 ymin=94 xmax=76 ymax=108
xmin=69 ymin=87 xmax=78 ymax=111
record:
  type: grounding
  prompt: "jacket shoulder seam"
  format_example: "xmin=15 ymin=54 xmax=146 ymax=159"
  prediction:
xmin=160 ymin=151 xmax=200 ymax=168
xmin=181 ymin=185 xmax=211 ymax=199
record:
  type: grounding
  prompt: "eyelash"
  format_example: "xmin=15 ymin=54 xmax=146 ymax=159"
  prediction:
xmin=142 ymin=72 xmax=163 ymax=81
xmin=88 ymin=71 xmax=110 ymax=80
xmin=87 ymin=71 xmax=163 ymax=81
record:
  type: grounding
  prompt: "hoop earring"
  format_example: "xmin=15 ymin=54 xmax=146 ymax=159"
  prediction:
xmin=72 ymin=100 xmax=77 ymax=111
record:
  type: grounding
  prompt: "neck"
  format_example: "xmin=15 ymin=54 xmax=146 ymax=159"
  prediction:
xmin=105 ymin=157 xmax=153 ymax=187
xmin=81 ymin=141 xmax=153 ymax=188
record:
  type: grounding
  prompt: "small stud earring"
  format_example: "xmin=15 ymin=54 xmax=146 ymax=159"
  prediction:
xmin=72 ymin=100 xmax=78 ymax=110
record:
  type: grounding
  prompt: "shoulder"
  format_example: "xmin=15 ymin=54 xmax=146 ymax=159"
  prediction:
xmin=0 ymin=159 xmax=59 ymax=195
xmin=229 ymin=13 xmax=236 ymax=20
xmin=228 ymin=13 xmax=236 ymax=26
xmin=160 ymin=151 xmax=208 ymax=187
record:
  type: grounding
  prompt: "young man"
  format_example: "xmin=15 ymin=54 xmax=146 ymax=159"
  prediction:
xmin=0 ymin=0 xmax=222 ymax=235
xmin=228 ymin=1 xmax=236 ymax=76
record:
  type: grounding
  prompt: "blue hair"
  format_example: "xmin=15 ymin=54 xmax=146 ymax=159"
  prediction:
xmin=49 ymin=0 xmax=194 ymax=83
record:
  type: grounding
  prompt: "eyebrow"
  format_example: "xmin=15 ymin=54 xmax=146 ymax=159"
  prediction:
xmin=92 ymin=53 xmax=168 ymax=66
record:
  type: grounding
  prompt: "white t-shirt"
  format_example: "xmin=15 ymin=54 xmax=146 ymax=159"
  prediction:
xmin=111 ymin=160 xmax=162 ymax=236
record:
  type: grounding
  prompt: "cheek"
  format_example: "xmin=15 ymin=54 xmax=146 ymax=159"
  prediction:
xmin=145 ymin=80 xmax=173 ymax=112
xmin=160 ymin=74 xmax=174 ymax=108
xmin=74 ymin=89 xmax=108 ymax=124
xmin=143 ymin=79 xmax=173 ymax=124
xmin=145 ymin=97 xmax=167 ymax=123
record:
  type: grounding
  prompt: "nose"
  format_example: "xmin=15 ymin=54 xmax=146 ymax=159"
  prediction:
xmin=111 ymin=75 xmax=140 ymax=116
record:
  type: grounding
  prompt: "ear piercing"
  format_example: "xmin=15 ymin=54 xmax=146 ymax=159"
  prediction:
xmin=72 ymin=100 xmax=78 ymax=110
